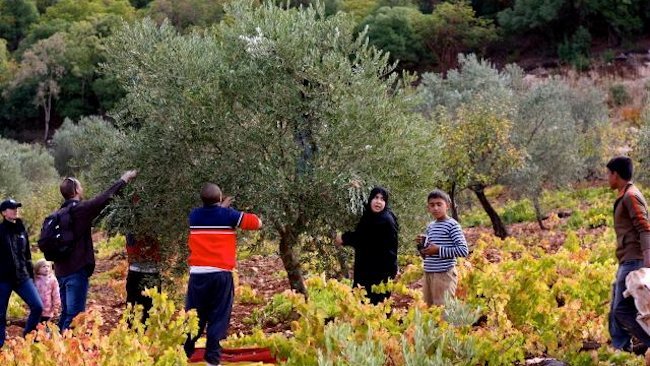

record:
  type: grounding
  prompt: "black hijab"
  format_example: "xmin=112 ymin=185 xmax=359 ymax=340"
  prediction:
xmin=360 ymin=186 xmax=399 ymax=231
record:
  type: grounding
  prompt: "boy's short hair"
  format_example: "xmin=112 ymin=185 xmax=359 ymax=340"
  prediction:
xmin=427 ymin=189 xmax=451 ymax=205
xmin=60 ymin=177 xmax=80 ymax=199
xmin=607 ymin=156 xmax=633 ymax=181
xmin=201 ymin=183 xmax=222 ymax=205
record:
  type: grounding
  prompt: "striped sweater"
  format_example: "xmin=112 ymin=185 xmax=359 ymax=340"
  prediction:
xmin=422 ymin=217 xmax=468 ymax=273
xmin=614 ymin=183 xmax=650 ymax=263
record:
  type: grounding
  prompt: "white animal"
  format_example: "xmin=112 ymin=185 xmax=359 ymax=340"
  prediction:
xmin=623 ymin=268 xmax=650 ymax=336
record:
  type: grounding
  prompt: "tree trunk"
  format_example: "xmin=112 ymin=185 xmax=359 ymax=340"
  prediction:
xmin=450 ymin=181 xmax=459 ymax=221
xmin=335 ymin=250 xmax=350 ymax=279
xmin=43 ymin=93 xmax=52 ymax=142
xmin=532 ymin=196 xmax=548 ymax=230
xmin=471 ymin=184 xmax=508 ymax=239
xmin=279 ymin=226 xmax=307 ymax=296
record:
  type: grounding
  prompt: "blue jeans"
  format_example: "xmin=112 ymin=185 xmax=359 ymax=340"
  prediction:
xmin=0 ymin=279 xmax=43 ymax=347
xmin=57 ymin=269 xmax=89 ymax=331
xmin=184 ymin=272 xmax=234 ymax=365
xmin=609 ymin=259 xmax=650 ymax=349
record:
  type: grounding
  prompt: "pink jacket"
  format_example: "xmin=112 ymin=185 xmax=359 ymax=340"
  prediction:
xmin=34 ymin=274 xmax=60 ymax=318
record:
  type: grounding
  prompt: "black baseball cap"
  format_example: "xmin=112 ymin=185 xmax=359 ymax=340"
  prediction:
xmin=0 ymin=199 xmax=22 ymax=212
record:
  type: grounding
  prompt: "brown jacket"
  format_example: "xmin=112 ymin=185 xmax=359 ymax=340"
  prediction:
xmin=54 ymin=179 xmax=126 ymax=278
xmin=614 ymin=183 xmax=650 ymax=263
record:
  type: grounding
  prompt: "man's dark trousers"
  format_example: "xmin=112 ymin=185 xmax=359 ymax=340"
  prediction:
xmin=184 ymin=271 xmax=234 ymax=365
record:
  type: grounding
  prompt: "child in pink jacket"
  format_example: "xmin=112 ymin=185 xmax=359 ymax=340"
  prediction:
xmin=33 ymin=259 xmax=60 ymax=322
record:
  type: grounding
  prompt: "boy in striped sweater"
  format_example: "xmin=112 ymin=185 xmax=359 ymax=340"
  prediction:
xmin=417 ymin=190 xmax=469 ymax=306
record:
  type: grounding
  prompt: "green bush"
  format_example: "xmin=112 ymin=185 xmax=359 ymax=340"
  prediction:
xmin=501 ymin=199 xmax=536 ymax=224
xmin=609 ymin=84 xmax=631 ymax=106
xmin=557 ymin=27 xmax=591 ymax=71
xmin=50 ymin=116 xmax=122 ymax=177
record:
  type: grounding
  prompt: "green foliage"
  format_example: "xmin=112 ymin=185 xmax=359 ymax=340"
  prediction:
xmin=244 ymin=293 xmax=295 ymax=327
xmin=635 ymin=112 xmax=650 ymax=185
xmin=1 ymin=289 xmax=199 ymax=365
xmin=499 ymin=0 xmax=645 ymax=46
xmin=143 ymin=0 xmax=227 ymax=30
xmin=50 ymin=116 xmax=122 ymax=177
xmin=418 ymin=53 xmax=521 ymax=117
xmin=358 ymin=6 xmax=428 ymax=69
xmin=508 ymin=78 xmax=606 ymax=218
xmin=498 ymin=0 xmax=564 ymax=35
xmin=7 ymin=32 xmax=67 ymax=140
xmin=419 ymin=0 xmax=498 ymax=69
xmin=557 ymin=26 xmax=591 ymax=70
xmin=101 ymin=1 xmax=439 ymax=287
xmin=340 ymin=0 xmax=377 ymax=21
xmin=95 ymin=234 xmax=127 ymax=259
xmin=0 ymin=137 xmax=59 ymax=198
xmin=438 ymin=102 xmax=524 ymax=191
xmin=0 ymin=0 xmax=39 ymax=50
xmin=318 ymin=323 xmax=387 ymax=366
xmin=609 ymin=83 xmax=631 ymax=107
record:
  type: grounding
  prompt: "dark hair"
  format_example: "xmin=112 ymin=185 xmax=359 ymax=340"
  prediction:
xmin=367 ymin=186 xmax=389 ymax=209
xmin=607 ymin=156 xmax=633 ymax=181
xmin=362 ymin=186 xmax=399 ymax=231
xmin=427 ymin=189 xmax=451 ymax=204
xmin=200 ymin=183 xmax=222 ymax=205
xmin=60 ymin=177 xmax=80 ymax=200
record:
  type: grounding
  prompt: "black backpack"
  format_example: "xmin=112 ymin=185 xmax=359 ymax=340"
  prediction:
xmin=38 ymin=204 xmax=76 ymax=262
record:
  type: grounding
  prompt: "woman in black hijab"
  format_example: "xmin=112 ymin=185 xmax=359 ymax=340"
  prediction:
xmin=335 ymin=187 xmax=399 ymax=305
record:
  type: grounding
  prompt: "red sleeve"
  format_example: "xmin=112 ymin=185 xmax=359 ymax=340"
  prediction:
xmin=239 ymin=213 xmax=262 ymax=230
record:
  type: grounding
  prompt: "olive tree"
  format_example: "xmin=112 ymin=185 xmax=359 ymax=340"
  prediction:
xmin=50 ymin=116 xmax=123 ymax=176
xmin=101 ymin=1 xmax=439 ymax=294
xmin=507 ymin=78 xmax=608 ymax=229
xmin=418 ymin=54 xmax=523 ymax=237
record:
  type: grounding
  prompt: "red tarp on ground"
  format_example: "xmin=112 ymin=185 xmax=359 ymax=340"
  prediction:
xmin=189 ymin=347 xmax=277 ymax=363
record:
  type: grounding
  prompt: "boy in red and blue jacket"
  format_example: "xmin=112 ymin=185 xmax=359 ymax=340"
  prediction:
xmin=184 ymin=183 xmax=262 ymax=366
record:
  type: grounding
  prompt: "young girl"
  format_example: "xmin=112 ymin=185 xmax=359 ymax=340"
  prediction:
xmin=335 ymin=187 xmax=399 ymax=305
xmin=33 ymin=259 xmax=60 ymax=322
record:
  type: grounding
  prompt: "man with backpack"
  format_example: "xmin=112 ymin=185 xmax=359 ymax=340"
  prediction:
xmin=54 ymin=170 xmax=137 ymax=330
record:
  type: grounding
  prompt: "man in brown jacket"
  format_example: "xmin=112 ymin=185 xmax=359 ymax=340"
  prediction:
xmin=607 ymin=156 xmax=650 ymax=352
xmin=55 ymin=170 xmax=137 ymax=330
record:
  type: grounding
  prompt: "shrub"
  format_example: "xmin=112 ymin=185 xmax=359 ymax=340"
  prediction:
xmin=0 ymin=289 xmax=198 ymax=365
xmin=50 ymin=116 xmax=122 ymax=177
xmin=557 ymin=27 xmax=592 ymax=71
xmin=610 ymin=84 xmax=631 ymax=106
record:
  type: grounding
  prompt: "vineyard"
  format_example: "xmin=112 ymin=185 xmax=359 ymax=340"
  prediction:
xmin=0 ymin=186 xmax=648 ymax=365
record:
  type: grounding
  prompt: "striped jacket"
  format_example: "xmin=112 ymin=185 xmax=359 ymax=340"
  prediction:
xmin=614 ymin=183 xmax=650 ymax=263
xmin=422 ymin=217 xmax=468 ymax=273
xmin=188 ymin=205 xmax=262 ymax=271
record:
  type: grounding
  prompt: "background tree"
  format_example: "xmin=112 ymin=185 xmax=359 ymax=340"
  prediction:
xmin=0 ymin=0 xmax=39 ymax=50
xmin=358 ymin=6 xmax=429 ymax=69
xmin=100 ymin=2 xmax=439 ymax=294
xmin=418 ymin=0 xmax=497 ymax=70
xmin=437 ymin=102 xmax=524 ymax=238
xmin=51 ymin=116 xmax=122 ymax=177
xmin=418 ymin=53 xmax=520 ymax=226
xmin=8 ymin=33 xmax=66 ymax=141
xmin=143 ymin=0 xmax=227 ymax=30
xmin=507 ymin=79 xmax=587 ymax=229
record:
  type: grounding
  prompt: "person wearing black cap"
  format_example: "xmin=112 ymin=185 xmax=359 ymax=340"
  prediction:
xmin=334 ymin=187 xmax=399 ymax=305
xmin=0 ymin=199 xmax=43 ymax=347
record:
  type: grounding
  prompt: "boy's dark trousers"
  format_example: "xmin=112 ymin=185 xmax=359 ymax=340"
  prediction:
xmin=126 ymin=270 xmax=161 ymax=323
xmin=184 ymin=271 xmax=234 ymax=365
